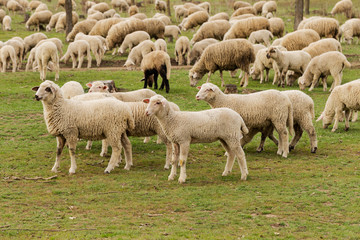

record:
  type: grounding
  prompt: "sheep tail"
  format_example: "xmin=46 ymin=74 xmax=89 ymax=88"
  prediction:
xmin=344 ymin=60 xmax=351 ymax=69
xmin=287 ymin=103 xmax=294 ymax=136
xmin=165 ymin=58 xmax=171 ymax=80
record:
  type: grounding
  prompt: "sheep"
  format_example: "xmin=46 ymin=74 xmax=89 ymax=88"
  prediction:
xmin=89 ymin=2 xmax=109 ymax=13
xmin=266 ymin=46 xmax=311 ymax=87
xmin=303 ymin=38 xmax=342 ymax=58
xmin=224 ymin=17 xmax=270 ymax=40
xmin=86 ymin=80 xmax=117 ymax=93
xmin=36 ymin=38 xmax=63 ymax=55
xmin=174 ymin=5 xmax=188 ymax=22
xmin=24 ymin=32 xmax=48 ymax=54
xmin=190 ymin=20 xmax=231 ymax=44
xmin=155 ymin=0 xmax=166 ymax=13
xmin=331 ymin=0 xmax=353 ymax=18
xmin=45 ymin=12 xmax=64 ymax=32
xmin=208 ymin=12 xmax=229 ymax=21
xmin=124 ymin=40 xmax=156 ymax=69
xmin=297 ymin=16 xmax=320 ymax=30
xmin=106 ymin=18 xmax=146 ymax=50
xmin=141 ymin=50 xmax=171 ymax=93
xmin=88 ymin=18 xmax=124 ymax=37
xmin=187 ymin=6 xmax=206 ymax=15
xmin=32 ymin=80 xmax=135 ymax=174
xmin=233 ymin=1 xmax=251 ymax=10
xmin=198 ymin=2 xmax=210 ymax=13
xmin=128 ymin=5 xmax=139 ymax=16
xmin=0 ymin=45 xmax=17 ymax=72
xmin=130 ymin=13 xmax=147 ymax=20
xmin=153 ymin=13 xmax=171 ymax=25
xmin=303 ymin=17 xmax=339 ymax=39
xmin=340 ymin=18 xmax=360 ymax=44
xmin=250 ymin=47 xmax=280 ymax=84
xmin=164 ymin=25 xmax=181 ymax=42
xmin=298 ymin=51 xmax=351 ymax=92
xmin=2 ymin=15 xmax=11 ymax=31
xmin=231 ymin=6 xmax=257 ymax=18
xmin=143 ymin=18 xmax=165 ymax=39
xmin=189 ymin=39 xmax=255 ymax=88
xmin=103 ymin=9 xmax=116 ymax=18
xmin=253 ymin=1 xmax=266 ymax=15
xmin=187 ymin=38 xmax=219 ymax=65
xmin=60 ymin=40 xmax=92 ymax=69
xmin=61 ymin=81 xmax=84 ymax=99
xmin=34 ymin=42 xmax=59 ymax=81
xmin=55 ymin=12 xmax=79 ymax=33
xmin=262 ymin=1 xmax=277 ymax=16
xmin=174 ymin=36 xmax=190 ymax=66
xmin=0 ymin=9 xmax=6 ymax=22
xmin=196 ymin=83 xmax=294 ymax=158
xmin=26 ymin=10 xmax=52 ymax=32
xmin=269 ymin=17 xmax=284 ymax=38
xmin=181 ymin=11 xmax=209 ymax=31
xmin=111 ymin=0 xmax=128 ymax=12
xmin=317 ymin=79 xmax=360 ymax=132
xmin=29 ymin=0 xmax=41 ymax=10
xmin=66 ymin=19 xmax=98 ymax=42
xmin=87 ymin=12 xmax=104 ymax=21
xmin=280 ymin=29 xmax=320 ymax=51
xmin=74 ymin=33 xmax=104 ymax=67
xmin=5 ymin=39 xmax=24 ymax=69
xmin=117 ymin=31 xmax=150 ymax=55
xmin=34 ymin=3 xmax=47 ymax=12
xmin=154 ymin=38 xmax=167 ymax=52
xmin=229 ymin=14 xmax=255 ymax=23
xmin=144 ymin=94 xmax=249 ymax=183
xmin=6 ymin=0 xmax=23 ymax=13
xmin=56 ymin=0 xmax=76 ymax=10
xmin=248 ymin=29 xmax=273 ymax=46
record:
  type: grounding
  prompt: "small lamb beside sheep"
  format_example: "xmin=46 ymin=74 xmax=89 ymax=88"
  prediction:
xmin=248 ymin=29 xmax=273 ymax=46
xmin=0 ymin=45 xmax=17 ymax=72
xmin=60 ymin=40 xmax=92 ymax=69
xmin=175 ymin=36 xmax=190 ymax=66
xmin=35 ymin=41 xmax=59 ymax=81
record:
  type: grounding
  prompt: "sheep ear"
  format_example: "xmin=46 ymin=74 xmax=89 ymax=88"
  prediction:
xmin=316 ymin=113 xmax=324 ymax=122
xmin=210 ymin=86 xmax=215 ymax=91
xmin=161 ymin=99 xmax=167 ymax=107
xmin=86 ymin=83 xmax=92 ymax=88
xmin=143 ymin=98 xmax=150 ymax=103
xmin=32 ymin=86 xmax=39 ymax=91
xmin=197 ymin=86 xmax=201 ymax=90
xmin=103 ymin=85 xmax=108 ymax=90
xmin=193 ymin=72 xmax=198 ymax=78
xmin=298 ymin=77 xmax=305 ymax=85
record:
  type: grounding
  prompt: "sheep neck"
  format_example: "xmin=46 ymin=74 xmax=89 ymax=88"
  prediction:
xmin=205 ymin=91 xmax=227 ymax=108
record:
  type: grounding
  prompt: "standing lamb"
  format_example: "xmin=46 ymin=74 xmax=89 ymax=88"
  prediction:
xmin=190 ymin=20 xmax=231 ymax=44
xmin=60 ymin=40 xmax=92 ymax=69
xmin=0 ymin=45 xmax=17 ymax=72
xmin=248 ymin=29 xmax=273 ymax=46
xmin=175 ymin=36 xmax=190 ymax=66
xmin=339 ymin=18 xmax=360 ymax=44
xmin=74 ymin=33 xmax=104 ymax=67
xmin=2 ymin=15 xmax=11 ymax=31
xmin=331 ymin=0 xmax=353 ymax=18
xmin=46 ymin=12 xmax=64 ymax=32
xmin=35 ymin=41 xmax=59 ymax=81
xmin=188 ymin=38 xmax=219 ymax=65
xmin=144 ymin=94 xmax=249 ymax=183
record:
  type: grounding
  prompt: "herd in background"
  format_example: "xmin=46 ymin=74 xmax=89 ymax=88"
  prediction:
xmin=1 ymin=0 xmax=360 ymax=182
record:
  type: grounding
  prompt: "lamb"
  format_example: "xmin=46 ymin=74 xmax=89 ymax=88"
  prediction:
xmin=0 ymin=45 xmax=17 ymax=72
xmin=181 ymin=11 xmax=209 ymax=31
xmin=339 ymin=18 xmax=360 ymax=44
xmin=262 ymin=1 xmax=277 ymax=16
xmin=66 ymin=19 xmax=98 ymax=42
xmin=75 ymin=32 xmax=104 ymax=66
xmin=231 ymin=6 xmax=256 ymax=18
xmin=111 ymin=0 xmax=128 ymax=12
xmin=233 ymin=1 xmax=251 ymax=10
xmin=208 ymin=12 xmax=229 ymax=21
xmin=117 ymin=31 xmax=150 ymax=55
xmin=317 ymin=79 xmax=360 ymax=132
xmin=61 ymin=81 xmax=84 ymax=99
xmin=269 ymin=17 xmax=285 ymax=38
xmin=124 ymin=40 xmax=156 ymax=69
xmin=23 ymin=32 xmax=48 ymax=54
xmin=303 ymin=38 xmax=342 ymax=58
xmin=154 ymin=38 xmax=167 ymax=52
xmin=250 ymin=47 xmax=280 ymax=84
xmin=6 ymin=0 xmax=23 ymax=13
xmin=253 ymin=1 xmax=266 ymax=14
xmin=331 ymin=0 xmax=353 ymax=18
xmin=143 ymin=18 xmax=165 ymax=39
xmin=55 ymin=12 xmax=79 ymax=33
xmin=224 ymin=17 xmax=270 ymax=40
xmin=155 ymin=0 xmax=166 ymax=13
xmin=60 ymin=40 xmax=92 ymax=69
xmin=144 ymin=94 xmax=249 ymax=183
xmin=45 ymin=12 xmax=64 ymax=32
xmin=34 ymin=3 xmax=47 ymax=12
xmin=280 ymin=29 xmax=320 ymax=51
xmin=5 ymin=39 xmax=24 ymax=70
xmin=175 ymin=36 xmax=190 ymax=66
xmin=303 ymin=17 xmax=339 ymax=39
xmin=187 ymin=38 xmax=219 ymax=65
xmin=2 ymin=15 xmax=11 ymax=31
xmin=266 ymin=46 xmax=311 ymax=87
xmin=298 ymin=51 xmax=351 ymax=92
xmin=32 ymin=80 xmax=135 ymax=174
xmin=174 ymin=5 xmax=188 ymax=21
xmin=141 ymin=50 xmax=171 ymax=93
xmin=248 ymin=29 xmax=273 ymax=46
xmin=189 ymin=39 xmax=255 ymax=88
xmin=190 ymin=20 xmax=231 ymax=44
xmin=164 ymin=25 xmax=181 ymax=42
xmin=26 ymin=10 xmax=52 ymax=32
xmin=196 ymin=83 xmax=294 ymax=158
xmin=88 ymin=18 xmax=124 ymax=37
xmin=35 ymin=42 xmax=59 ymax=81
xmin=128 ymin=5 xmax=139 ymax=16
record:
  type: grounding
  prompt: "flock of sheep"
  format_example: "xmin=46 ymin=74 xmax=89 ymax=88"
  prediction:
xmin=1 ymin=0 xmax=360 ymax=183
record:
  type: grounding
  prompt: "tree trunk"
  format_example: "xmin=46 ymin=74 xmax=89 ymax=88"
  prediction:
xmin=65 ymin=0 xmax=73 ymax=36
xmin=294 ymin=0 xmax=303 ymax=30
xmin=305 ymin=0 xmax=310 ymax=14
xmin=167 ymin=0 xmax=171 ymax=16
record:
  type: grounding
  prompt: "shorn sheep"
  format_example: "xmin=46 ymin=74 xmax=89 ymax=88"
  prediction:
xmin=144 ymin=94 xmax=249 ymax=183
xmin=181 ymin=11 xmax=209 ymax=31
xmin=331 ymin=0 xmax=353 ymax=18
xmin=280 ymin=29 xmax=320 ymax=51
xmin=26 ymin=10 xmax=52 ymax=32
xmin=224 ymin=17 xmax=270 ymax=40
xmin=196 ymin=83 xmax=294 ymax=158
xmin=35 ymin=41 xmax=59 ymax=81
xmin=175 ymin=36 xmax=190 ymax=66
xmin=141 ymin=50 xmax=171 ymax=93
xmin=32 ymin=80 xmax=135 ymax=174
xmin=66 ymin=19 xmax=98 ymax=42
xmin=298 ymin=51 xmax=351 ymax=92
xmin=188 ymin=38 xmax=219 ymax=65
xmin=317 ymin=79 xmax=360 ymax=132
xmin=0 ymin=45 xmax=17 ymax=72
xmin=248 ymin=29 xmax=273 ymax=46
xmin=189 ymin=39 xmax=255 ymax=88
xmin=60 ymin=40 xmax=92 ymax=69
xmin=303 ymin=38 xmax=342 ymax=58
xmin=190 ymin=20 xmax=231 ymax=44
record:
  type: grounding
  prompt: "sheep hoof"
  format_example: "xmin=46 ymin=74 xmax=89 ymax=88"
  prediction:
xmin=289 ymin=145 xmax=295 ymax=152
xmin=311 ymin=147 xmax=317 ymax=153
xmin=168 ymin=174 xmax=175 ymax=181
xmin=222 ymin=170 xmax=230 ymax=176
xmin=241 ymin=174 xmax=247 ymax=181
xmin=256 ymin=147 xmax=263 ymax=152
xmin=69 ymin=168 xmax=76 ymax=174
xmin=124 ymin=164 xmax=131 ymax=170
xmin=164 ymin=165 xmax=170 ymax=170
xmin=100 ymin=152 xmax=107 ymax=157
xmin=51 ymin=167 xmax=59 ymax=173
xmin=178 ymin=177 xmax=186 ymax=184
xmin=143 ymin=137 xmax=150 ymax=143
xmin=344 ymin=127 xmax=349 ymax=131
xmin=331 ymin=128 xmax=337 ymax=132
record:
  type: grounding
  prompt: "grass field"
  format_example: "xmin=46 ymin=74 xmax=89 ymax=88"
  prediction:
xmin=1 ymin=0 xmax=360 ymax=239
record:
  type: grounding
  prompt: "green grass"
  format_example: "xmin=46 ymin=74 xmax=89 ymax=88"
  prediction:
xmin=1 ymin=0 xmax=360 ymax=239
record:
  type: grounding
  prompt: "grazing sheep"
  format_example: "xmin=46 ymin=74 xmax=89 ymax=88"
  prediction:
xmin=29 ymin=0 xmax=41 ymax=10
xmin=181 ymin=11 xmax=209 ymax=31
xmin=61 ymin=81 xmax=84 ymax=99
xmin=233 ymin=1 xmax=251 ymax=10
xmin=56 ymin=0 xmax=76 ymax=10
xmin=250 ymin=47 xmax=280 ymax=84
xmin=118 ymin=31 xmax=150 ymax=55
xmin=32 ymin=80 xmax=135 ymax=174
xmin=130 ymin=13 xmax=147 ymax=20
xmin=124 ymin=40 xmax=156 ymax=69
xmin=155 ymin=0 xmax=166 ymax=12
xmin=191 ymin=20 xmax=231 ymax=44
xmin=141 ymin=50 xmax=171 ymax=93
xmin=164 ymin=25 xmax=181 ymax=42
xmin=196 ymin=83 xmax=293 ymax=158
xmin=145 ymin=94 xmax=249 ymax=183
xmin=253 ymin=1 xmax=266 ymax=14
xmin=24 ymin=32 xmax=48 ymax=54
xmin=198 ymin=2 xmax=210 ymax=13
xmin=331 ymin=0 xmax=353 ymax=18
xmin=229 ymin=14 xmax=255 ymax=23
xmin=0 ymin=45 xmax=17 ymax=72
xmin=66 ymin=19 xmax=98 ymax=42
xmin=269 ymin=17 xmax=285 ymax=38
xmin=6 ymin=0 xmax=23 ymax=13
xmin=188 ymin=38 xmax=219 ymax=65
xmin=143 ymin=18 xmax=165 ymax=39
xmin=103 ymin=9 xmax=116 ymax=18
xmin=26 ymin=10 xmax=52 ymax=31
xmin=35 ymin=42 xmax=59 ymax=81
xmin=303 ymin=38 xmax=342 ymax=58
xmin=34 ymin=38 xmax=63 ymax=58
xmin=2 ymin=15 xmax=11 ymax=31
xmin=175 ymin=36 xmax=190 ymax=66
xmin=87 ymin=12 xmax=104 ymax=21
xmin=208 ymin=12 xmax=229 ymax=21
xmin=340 ymin=18 xmax=360 ymax=44
xmin=128 ymin=5 xmax=139 ymax=16
xmin=262 ymin=1 xmax=277 ymax=16
xmin=35 ymin=3 xmax=47 ymax=12
xmin=298 ymin=51 xmax=351 ymax=92
xmin=317 ymin=79 xmax=360 ymax=132
xmin=55 ymin=12 xmax=79 ymax=33
xmin=154 ymin=38 xmax=167 ymax=52
xmin=187 ymin=6 xmax=206 ymax=15
xmin=248 ymin=29 xmax=273 ymax=46
xmin=280 ymin=29 xmax=320 ymax=51
xmin=231 ymin=6 xmax=256 ymax=18
xmin=189 ymin=39 xmax=255 ymax=88
xmin=0 ymin=9 xmax=5 ymax=22
xmin=88 ymin=18 xmax=124 ymax=37
xmin=174 ymin=5 xmax=188 ymax=21
xmin=60 ymin=40 xmax=92 ymax=69
xmin=89 ymin=2 xmax=109 ymax=13
xmin=111 ymin=0 xmax=128 ymax=12
xmin=5 ymin=39 xmax=24 ymax=69
xmin=303 ymin=17 xmax=339 ymax=39
xmin=297 ymin=16 xmax=320 ymax=30
xmin=224 ymin=17 xmax=270 ymax=40
xmin=46 ymin=12 xmax=64 ymax=32
xmin=74 ymin=33 xmax=104 ymax=67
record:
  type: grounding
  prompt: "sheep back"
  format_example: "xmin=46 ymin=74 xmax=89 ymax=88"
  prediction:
xmin=281 ymin=29 xmax=320 ymax=51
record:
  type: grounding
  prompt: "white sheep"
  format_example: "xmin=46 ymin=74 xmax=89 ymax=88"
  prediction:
xmin=123 ymin=40 xmax=156 ymax=69
xmin=32 ymin=80 xmax=134 ymax=174
xmin=164 ymin=25 xmax=181 ymax=42
xmin=87 ymin=12 xmax=104 ymax=21
xmin=46 ymin=12 xmax=64 ymax=32
xmin=0 ymin=45 xmax=17 ymax=72
xmin=55 ymin=12 xmax=79 ymax=33
xmin=208 ymin=12 xmax=229 ymax=21
xmin=6 ymin=0 xmax=23 ymax=13
xmin=35 ymin=41 xmax=59 ymax=81
xmin=88 ymin=18 xmax=124 ymax=37
xmin=224 ymin=16 xmax=270 ymax=40
xmin=303 ymin=38 xmax=342 ymax=58
xmin=130 ymin=13 xmax=147 ymax=20
xmin=262 ymin=1 xmax=277 ymax=16
xmin=175 ymin=36 xmax=190 ymax=66
xmin=248 ymin=29 xmax=273 ymax=46
xmin=74 ymin=32 xmax=104 ymax=67
xmin=104 ymin=9 xmax=116 ymax=18
xmin=298 ymin=51 xmax=351 ymax=92
xmin=174 ymin=5 xmax=188 ymax=22
xmin=144 ymin=94 xmax=249 ymax=183
xmin=196 ymin=83 xmax=294 ymax=158
xmin=233 ymin=1 xmax=251 ymax=10
xmin=117 ymin=31 xmax=150 ymax=55
xmin=331 ymin=0 xmax=353 ymax=18
xmin=35 ymin=3 xmax=48 ymax=12
xmin=190 ymin=20 xmax=231 ymax=44
xmin=128 ymin=5 xmax=139 ymax=16
xmin=2 ymin=15 xmax=11 ymax=31
xmin=89 ymin=2 xmax=109 ymax=13
xmin=26 ymin=10 xmax=52 ymax=32
xmin=153 ymin=13 xmax=171 ymax=26
xmin=61 ymin=81 xmax=84 ymax=99
xmin=250 ymin=47 xmax=282 ymax=84
xmin=317 ymin=79 xmax=360 ymax=132
xmin=253 ymin=1 xmax=266 ymax=14
xmin=0 ymin=9 xmax=5 ymax=22
xmin=5 ymin=39 xmax=24 ymax=70
xmin=269 ymin=17 xmax=284 ymax=38
xmin=111 ymin=0 xmax=128 ymax=12
xmin=189 ymin=39 xmax=255 ymax=88
xmin=29 ymin=0 xmax=41 ymax=10
xmin=66 ymin=19 xmax=98 ymax=42
xmin=188 ymin=38 xmax=219 ymax=65
xmin=198 ymin=1 xmax=210 ymax=13
xmin=280 ymin=29 xmax=320 ymax=51
xmin=181 ymin=11 xmax=209 ymax=31
xmin=339 ymin=18 xmax=360 ymax=44
xmin=60 ymin=40 xmax=92 ymax=69
xmin=24 ymin=32 xmax=48 ymax=54
xmin=303 ymin=17 xmax=340 ymax=39
xmin=154 ymin=38 xmax=167 ymax=52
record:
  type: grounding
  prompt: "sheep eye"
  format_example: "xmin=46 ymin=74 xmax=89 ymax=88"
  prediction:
xmin=156 ymin=102 xmax=161 ymax=105
xmin=45 ymin=87 xmax=52 ymax=93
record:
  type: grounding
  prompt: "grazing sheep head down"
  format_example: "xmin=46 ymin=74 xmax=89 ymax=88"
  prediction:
xmin=298 ymin=76 xmax=307 ymax=90
xmin=316 ymin=112 xmax=333 ymax=129
xmin=249 ymin=66 xmax=260 ymax=80
xmin=32 ymin=80 xmax=60 ymax=102
xmin=195 ymin=83 xmax=217 ymax=101
xmin=189 ymin=70 xmax=205 ymax=87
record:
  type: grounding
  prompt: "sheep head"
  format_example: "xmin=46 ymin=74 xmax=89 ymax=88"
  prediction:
xmin=189 ymin=70 xmax=205 ymax=87
xmin=32 ymin=80 xmax=60 ymax=102
xmin=144 ymin=94 xmax=168 ymax=117
xmin=195 ymin=83 xmax=217 ymax=101
xmin=266 ymin=46 xmax=278 ymax=59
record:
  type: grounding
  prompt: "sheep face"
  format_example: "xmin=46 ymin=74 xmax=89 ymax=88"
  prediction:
xmin=32 ymin=80 xmax=59 ymax=102
xmin=195 ymin=83 xmax=216 ymax=101
xmin=298 ymin=76 xmax=307 ymax=90
xmin=266 ymin=46 xmax=278 ymax=59
xmin=316 ymin=112 xmax=332 ymax=129
xmin=249 ymin=66 xmax=260 ymax=80
xmin=189 ymin=70 xmax=205 ymax=87
xmin=87 ymin=81 xmax=108 ymax=93
xmin=144 ymin=95 xmax=167 ymax=117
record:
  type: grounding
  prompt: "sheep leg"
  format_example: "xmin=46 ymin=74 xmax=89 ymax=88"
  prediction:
xmin=120 ymin=133 xmax=133 ymax=170
xmin=11 ymin=56 xmax=17 ymax=73
xmin=85 ymin=140 xmax=92 ymax=150
xmin=153 ymin=71 xmax=159 ymax=89
xmin=87 ymin=50 xmax=92 ymax=68
xmin=51 ymin=136 xmax=66 ymax=173
xmin=70 ymin=53 xmax=76 ymax=68
xmin=178 ymin=142 xmax=190 ymax=184
xmin=265 ymin=68 xmax=270 ymax=83
xmin=322 ymin=76 xmax=328 ymax=91
xmin=241 ymin=72 xmax=249 ymax=88
xmin=100 ymin=139 xmax=109 ymax=157
xmin=206 ymin=72 xmax=212 ymax=83
xmin=168 ymin=143 xmax=179 ymax=181
xmin=289 ymin=124 xmax=303 ymax=151
xmin=104 ymin=141 xmax=122 ymax=174
xmin=143 ymin=137 xmax=150 ymax=143
xmin=257 ymin=127 xmax=273 ymax=152
xmin=233 ymin=145 xmax=248 ymax=180
xmin=1 ymin=58 xmax=5 ymax=72
xmin=38 ymin=59 xmax=44 ymax=80
xmin=159 ymin=66 xmax=170 ymax=93
xmin=352 ymin=111 xmax=358 ymax=122
xmin=67 ymin=137 xmax=78 ymax=174
xmin=331 ymin=108 xmax=343 ymax=132
xmin=240 ymin=128 xmax=258 ymax=147
xmin=162 ymin=136 xmax=172 ymax=170
xmin=54 ymin=55 xmax=59 ymax=81
xmin=302 ymin=120 xmax=318 ymax=153
xmin=219 ymin=71 xmax=225 ymax=87
xmin=274 ymin=123 xmax=289 ymax=158
xmin=331 ymin=72 xmax=342 ymax=91
xmin=78 ymin=53 xmax=84 ymax=69
xmin=220 ymin=139 xmax=235 ymax=176
xmin=344 ymin=109 xmax=351 ymax=131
